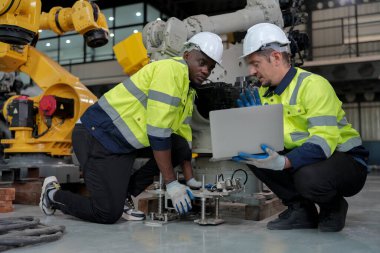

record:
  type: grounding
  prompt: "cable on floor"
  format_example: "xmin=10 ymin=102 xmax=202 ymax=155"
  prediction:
xmin=0 ymin=216 xmax=65 ymax=252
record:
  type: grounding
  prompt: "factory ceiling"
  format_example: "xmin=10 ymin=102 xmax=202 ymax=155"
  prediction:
xmin=40 ymin=0 xmax=380 ymax=23
xmin=41 ymin=0 xmax=248 ymax=20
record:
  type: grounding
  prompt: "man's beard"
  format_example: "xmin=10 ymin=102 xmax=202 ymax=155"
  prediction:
xmin=260 ymin=80 xmax=272 ymax=87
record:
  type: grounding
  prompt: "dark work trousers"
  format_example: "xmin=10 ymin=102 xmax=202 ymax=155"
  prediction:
xmin=54 ymin=124 xmax=191 ymax=224
xmin=248 ymin=152 xmax=367 ymax=207
xmin=127 ymin=133 xmax=192 ymax=197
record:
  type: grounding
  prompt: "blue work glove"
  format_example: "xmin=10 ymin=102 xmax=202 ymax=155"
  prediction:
xmin=166 ymin=180 xmax=194 ymax=215
xmin=235 ymin=144 xmax=286 ymax=170
xmin=236 ymin=87 xmax=262 ymax=107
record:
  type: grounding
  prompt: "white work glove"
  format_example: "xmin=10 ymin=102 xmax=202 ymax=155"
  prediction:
xmin=166 ymin=180 xmax=194 ymax=215
xmin=235 ymin=144 xmax=286 ymax=170
xmin=186 ymin=178 xmax=202 ymax=189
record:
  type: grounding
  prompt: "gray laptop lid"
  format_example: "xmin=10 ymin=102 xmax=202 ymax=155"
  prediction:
xmin=209 ymin=104 xmax=284 ymax=160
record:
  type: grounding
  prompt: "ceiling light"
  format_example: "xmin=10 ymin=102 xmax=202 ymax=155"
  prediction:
xmin=136 ymin=12 xmax=141 ymax=17
xmin=133 ymin=30 xmax=138 ymax=34
xmin=328 ymin=1 xmax=335 ymax=8
xmin=316 ymin=2 xmax=323 ymax=9
xmin=38 ymin=29 xmax=42 ymax=33
xmin=156 ymin=18 xmax=161 ymax=21
xmin=110 ymin=33 xmax=115 ymax=37
xmin=45 ymin=42 xmax=51 ymax=47
xmin=108 ymin=16 xmax=114 ymax=21
xmin=66 ymin=39 xmax=71 ymax=44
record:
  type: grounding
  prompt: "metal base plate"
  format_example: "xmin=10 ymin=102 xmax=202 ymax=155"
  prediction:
xmin=194 ymin=218 xmax=225 ymax=225
xmin=144 ymin=220 xmax=167 ymax=227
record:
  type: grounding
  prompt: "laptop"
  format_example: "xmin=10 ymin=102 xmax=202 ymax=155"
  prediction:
xmin=209 ymin=104 xmax=284 ymax=161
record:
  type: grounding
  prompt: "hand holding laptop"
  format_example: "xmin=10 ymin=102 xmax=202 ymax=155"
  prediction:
xmin=209 ymin=104 xmax=284 ymax=160
xmin=232 ymin=88 xmax=285 ymax=170
xmin=233 ymin=144 xmax=286 ymax=170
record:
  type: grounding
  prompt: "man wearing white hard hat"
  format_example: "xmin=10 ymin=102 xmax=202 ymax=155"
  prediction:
xmin=39 ymin=32 xmax=224 ymax=224
xmin=235 ymin=23 xmax=369 ymax=232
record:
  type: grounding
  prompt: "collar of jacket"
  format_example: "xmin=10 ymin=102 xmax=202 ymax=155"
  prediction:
xmin=172 ymin=56 xmax=187 ymax=66
xmin=263 ymin=67 xmax=297 ymax=97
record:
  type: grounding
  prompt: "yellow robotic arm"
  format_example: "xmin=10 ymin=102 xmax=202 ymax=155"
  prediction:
xmin=0 ymin=45 xmax=97 ymax=156
xmin=0 ymin=0 xmax=40 ymax=45
xmin=0 ymin=0 xmax=102 ymax=158
xmin=39 ymin=0 xmax=109 ymax=47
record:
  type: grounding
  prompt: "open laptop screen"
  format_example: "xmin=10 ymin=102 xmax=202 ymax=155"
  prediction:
xmin=209 ymin=104 xmax=284 ymax=160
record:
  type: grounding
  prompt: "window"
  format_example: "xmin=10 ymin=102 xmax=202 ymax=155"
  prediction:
xmin=33 ymin=3 xmax=157 ymax=65
xmin=59 ymin=34 xmax=84 ymax=64
xmin=38 ymin=30 xmax=57 ymax=39
xmin=115 ymin=3 xmax=144 ymax=26
xmin=115 ymin=25 xmax=143 ymax=44
xmin=102 ymin=8 xmax=115 ymax=29
xmin=36 ymin=37 xmax=59 ymax=62
xmin=86 ymin=32 xmax=114 ymax=62
xmin=147 ymin=4 xmax=160 ymax=22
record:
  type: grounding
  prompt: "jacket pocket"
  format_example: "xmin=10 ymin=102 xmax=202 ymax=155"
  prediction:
xmin=283 ymin=104 xmax=306 ymax=117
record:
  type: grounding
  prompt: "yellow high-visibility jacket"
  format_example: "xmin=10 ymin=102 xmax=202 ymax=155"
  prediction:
xmin=81 ymin=57 xmax=195 ymax=153
xmin=259 ymin=67 xmax=363 ymax=168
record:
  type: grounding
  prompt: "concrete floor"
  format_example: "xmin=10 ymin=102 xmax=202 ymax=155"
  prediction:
xmin=1 ymin=172 xmax=380 ymax=253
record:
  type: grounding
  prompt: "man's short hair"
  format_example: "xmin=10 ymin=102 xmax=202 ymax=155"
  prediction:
xmin=256 ymin=48 xmax=291 ymax=65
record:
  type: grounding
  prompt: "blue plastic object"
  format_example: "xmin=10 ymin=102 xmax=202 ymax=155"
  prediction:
xmin=235 ymin=145 xmax=275 ymax=160
xmin=260 ymin=144 xmax=271 ymax=152
xmin=238 ymin=152 xmax=269 ymax=160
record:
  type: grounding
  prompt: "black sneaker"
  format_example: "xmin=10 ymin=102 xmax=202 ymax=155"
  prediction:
xmin=121 ymin=195 xmax=146 ymax=221
xmin=318 ymin=197 xmax=348 ymax=232
xmin=39 ymin=176 xmax=61 ymax=215
xmin=267 ymin=202 xmax=318 ymax=230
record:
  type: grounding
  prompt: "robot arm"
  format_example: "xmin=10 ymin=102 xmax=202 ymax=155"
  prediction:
xmin=142 ymin=0 xmax=283 ymax=61
xmin=115 ymin=0 xmax=284 ymax=76
xmin=0 ymin=0 xmax=108 ymax=48
xmin=0 ymin=0 xmax=41 ymax=45
xmin=0 ymin=0 xmax=101 ymax=156
xmin=39 ymin=0 xmax=109 ymax=47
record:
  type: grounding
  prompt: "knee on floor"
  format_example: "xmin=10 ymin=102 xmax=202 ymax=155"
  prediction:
xmin=93 ymin=207 xmax=123 ymax=224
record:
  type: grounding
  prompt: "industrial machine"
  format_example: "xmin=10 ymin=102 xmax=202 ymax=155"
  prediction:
xmin=0 ymin=0 xmax=109 ymax=183
xmin=115 ymin=0 xmax=308 ymax=217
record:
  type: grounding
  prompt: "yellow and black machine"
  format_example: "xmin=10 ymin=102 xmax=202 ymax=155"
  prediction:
xmin=0 ymin=0 xmax=108 ymax=183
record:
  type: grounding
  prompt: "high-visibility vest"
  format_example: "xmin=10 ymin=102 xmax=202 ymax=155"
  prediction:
xmin=259 ymin=67 xmax=362 ymax=157
xmin=97 ymin=57 xmax=195 ymax=150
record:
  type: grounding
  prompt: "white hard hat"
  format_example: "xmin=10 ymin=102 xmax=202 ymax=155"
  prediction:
xmin=184 ymin=32 xmax=223 ymax=65
xmin=241 ymin=23 xmax=290 ymax=58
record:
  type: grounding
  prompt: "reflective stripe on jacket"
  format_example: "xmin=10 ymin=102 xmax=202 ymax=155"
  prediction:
xmin=82 ymin=57 xmax=195 ymax=153
xmin=259 ymin=67 xmax=361 ymax=158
